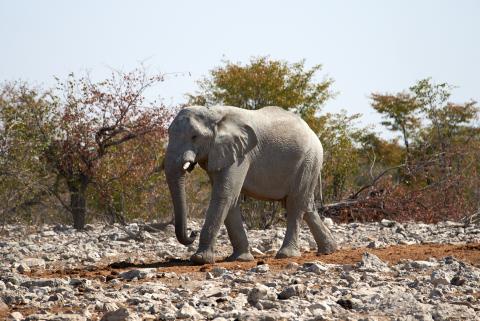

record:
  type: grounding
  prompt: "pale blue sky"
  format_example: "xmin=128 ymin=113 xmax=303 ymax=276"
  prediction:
xmin=1 ymin=0 xmax=479 ymax=136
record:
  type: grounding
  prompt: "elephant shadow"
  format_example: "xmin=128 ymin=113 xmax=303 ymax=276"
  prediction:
xmin=108 ymin=257 xmax=195 ymax=269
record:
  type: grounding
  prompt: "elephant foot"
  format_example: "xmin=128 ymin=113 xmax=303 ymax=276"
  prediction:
xmin=316 ymin=240 xmax=338 ymax=255
xmin=226 ymin=251 xmax=254 ymax=262
xmin=275 ymin=246 xmax=301 ymax=259
xmin=190 ymin=250 xmax=215 ymax=265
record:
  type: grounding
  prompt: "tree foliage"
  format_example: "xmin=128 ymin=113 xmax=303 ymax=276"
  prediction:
xmin=0 ymin=68 xmax=173 ymax=228
xmin=188 ymin=56 xmax=334 ymax=117
xmin=348 ymin=78 xmax=480 ymax=223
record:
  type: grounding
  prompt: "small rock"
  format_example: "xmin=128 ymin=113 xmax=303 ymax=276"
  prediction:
xmin=21 ymin=279 xmax=63 ymax=288
xmin=450 ymin=275 xmax=466 ymax=286
xmin=308 ymin=301 xmax=332 ymax=314
xmin=323 ymin=218 xmax=334 ymax=227
xmin=341 ymin=271 xmax=360 ymax=284
xmin=357 ymin=252 xmax=390 ymax=272
xmin=100 ymin=308 xmax=134 ymax=321
xmin=102 ymin=302 xmax=119 ymax=312
xmin=247 ymin=284 xmax=277 ymax=305
xmin=119 ymin=269 xmax=147 ymax=280
xmin=48 ymin=293 xmax=64 ymax=302
xmin=20 ymin=314 xmax=85 ymax=321
xmin=431 ymin=302 xmax=478 ymax=321
xmin=430 ymin=270 xmax=453 ymax=286
xmin=20 ymin=258 xmax=46 ymax=270
xmin=41 ymin=230 xmax=57 ymax=237
xmin=278 ymin=284 xmax=305 ymax=300
xmin=198 ymin=306 xmax=215 ymax=318
xmin=302 ymin=261 xmax=328 ymax=274
xmin=9 ymin=312 xmax=24 ymax=321
xmin=410 ymin=260 xmax=439 ymax=269
xmin=336 ymin=298 xmax=353 ymax=310
xmin=0 ymin=299 xmax=9 ymax=313
xmin=429 ymin=288 xmax=444 ymax=299
xmin=69 ymin=278 xmax=92 ymax=287
xmin=156 ymin=302 xmax=177 ymax=320
xmin=211 ymin=267 xmax=228 ymax=278
xmin=367 ymin=240 xmax=385 ymax=249
xmin=286 ymin=262 xmax=299 ymax=270
xmin=16 ymin=263 xmax=31 ymax=274
xmin=381 ymin=219 xmax=396 ymax=227
xmin=250 ymin=247 xmax=265 ymax=256
xmin=177 ymin=303 xmax=202 ymax=319
xmin=249 ymin=264 xmax=270 ymax=273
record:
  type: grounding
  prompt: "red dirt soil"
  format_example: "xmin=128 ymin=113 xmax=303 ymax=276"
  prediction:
xmin=28 ymin=243 xmax=480 ymax=279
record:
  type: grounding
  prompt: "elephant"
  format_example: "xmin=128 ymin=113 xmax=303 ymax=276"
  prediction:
xmin=163 ymin=105 xmax=337 ymax=264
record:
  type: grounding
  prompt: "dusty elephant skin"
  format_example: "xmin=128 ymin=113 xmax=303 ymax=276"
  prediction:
xmin=164 ymin=105 xmax=337 ymax=264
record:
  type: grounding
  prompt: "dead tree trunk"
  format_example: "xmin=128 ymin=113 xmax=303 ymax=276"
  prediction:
xmin=67 ymin=174 xmax=89 ymax=230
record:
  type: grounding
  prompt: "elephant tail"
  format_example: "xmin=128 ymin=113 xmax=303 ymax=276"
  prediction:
xmin=314 ymin=173 xmax=323 ymax=207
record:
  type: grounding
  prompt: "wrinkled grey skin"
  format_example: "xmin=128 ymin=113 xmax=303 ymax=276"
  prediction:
xmin=164 ymin=105 xmax=337 ymax=264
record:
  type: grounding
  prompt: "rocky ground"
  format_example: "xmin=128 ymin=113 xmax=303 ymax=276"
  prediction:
xmin=0 ymin=218 xmax=479 ymax=321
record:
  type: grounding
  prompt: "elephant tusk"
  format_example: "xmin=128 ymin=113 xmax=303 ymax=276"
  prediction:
xmin=183 ymin=162 xmax=191 ymax=170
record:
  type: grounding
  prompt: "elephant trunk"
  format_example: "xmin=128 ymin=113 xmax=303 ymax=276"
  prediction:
xmin=165 ymin=162 xmax=196 ymax=246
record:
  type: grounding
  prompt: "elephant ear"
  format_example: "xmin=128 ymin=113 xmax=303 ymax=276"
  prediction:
xmin=208 ymin=115 xmax=258 ymax=172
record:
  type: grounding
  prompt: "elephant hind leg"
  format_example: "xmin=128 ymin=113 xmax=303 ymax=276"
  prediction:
xmin=276 ymin=199 xmax=303 ymax=259
xmin=224 ymin=204 xmax=254 ymax=262
xmin=304 ymin=211 xmax=337 ymax=254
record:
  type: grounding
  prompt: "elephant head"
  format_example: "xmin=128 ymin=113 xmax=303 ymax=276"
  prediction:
xmin=164 ymin=106 xmax=258 ymax=246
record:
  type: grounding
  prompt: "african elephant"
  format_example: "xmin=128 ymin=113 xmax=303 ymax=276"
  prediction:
xmin=164 ymin=105 xmax=337 ymax=264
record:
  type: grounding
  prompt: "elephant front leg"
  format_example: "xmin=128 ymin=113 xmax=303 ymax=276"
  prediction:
xmin=191 ymin=164 xmax=248 ymax=265
xmin=190 ymin=196 xmax=231 ymax=264
xmin=225 ymin=204 xmax=254 ymax=262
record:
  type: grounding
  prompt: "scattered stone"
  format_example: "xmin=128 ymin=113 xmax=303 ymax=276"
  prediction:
xmin=41 ymin=230 xmax=57 ymax=237
xmin=278 ymin=284 xmax=305 ymax=300
xmin=429 ymin=288 xmax=444 ymax=299
xmin=20 ymin=258 xmax=46 ymax=270
xmin=211 ymin=267 xmax=229 ymax=278
xmin=249 ymin=264 xmax=270 ymax=273
xmin=100 ymin=308 xmax=134 ymax=321
xmin=176 ymin=303 xmax=202 ymax=319
xmin=9 ymin=312 xmax=24 ymax=321
xmin=302 ymin=261 xmax=328 ymax=274
xmin=357 ymin=252 xmax=390 ymax=272
xmin=119 ymin=269 xmax=150 ymax=280
xmin=0 ymin=299 xmax=9 ymax=313
xmin=308 ymin=301 xmax=332 ymax=314
xmin=250 ymin=247 xmax=265 ymax=256
xmin=101 ymin=302 xmax=119 ymax=312
xmin=450 ymin=275 xmax=466 ymax=286
xmin=430 ymin=270 xmax=454 ymax=286
xmin=21 ymin=278 xmax=63 ymax=288
xmin=247 ymin=284 xmax=277 ymax=305
xmin=336 ymin=298 xmax=353 ymax=310
xmin=24 ymin=314 xmax=87 ymax=321
xmin=381 ymin=219 xmax=397 ymax=227
xmin=409 ymin=260 xmax=439 ymax=269
xmin=1 ymin=221 xmax=479 ymax=320
xmin=367 ymin=240 xmax=385 ymax=249
xmin=323 ymin=218 xmax=334 ymax=227
xmin=16 ymin=263 xmax=31 ymax=274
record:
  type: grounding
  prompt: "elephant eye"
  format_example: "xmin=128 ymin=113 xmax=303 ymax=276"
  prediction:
xmin=191 ymin=135 xmax=197 ymax=141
